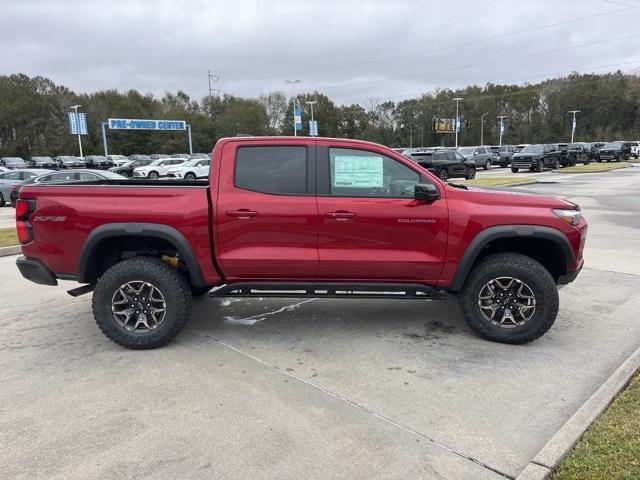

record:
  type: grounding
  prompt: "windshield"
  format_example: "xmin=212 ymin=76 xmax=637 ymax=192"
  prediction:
xmin=33 ymin=157 xmax=53 ymax=162
xmin=5 ymin=158 xmax=26 ymax=164
xmin=90 ymin=156 xmax=108 ymax=162
xmin=457 ymin=147 xmax=474 ymax=155
xmin=180 ymin=159 xmax=199 ymax=167
xmin=100 ymin=171 xmax=128 ymax=179
xmin=603 ymin=143 xmax=620 ymax=149
xmin=59 ymin=156 xmax=81 ymax=163
xmin=520 ymin=145 xmax=544 ymax=153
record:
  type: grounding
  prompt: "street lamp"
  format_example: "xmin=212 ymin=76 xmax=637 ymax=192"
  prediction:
xmin=452 ymin=98 xmax=463 ymax=147
xmin=497 ymin=115 xmax=508 ymax=146
xmin=569 ymin=110 xmax=581 ymax=143
xmin=480 ymin=112 xmax=489 ymax=145
xmin=306 ymin=100 xmax=318 ymax=136
xmin=285 ymin=80 xmax=301 ymax=136
xmin=69 ymin=104 xmax=83 ymax=157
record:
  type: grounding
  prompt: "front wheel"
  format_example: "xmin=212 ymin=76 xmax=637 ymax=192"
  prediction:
xmin=484 ymin=160 xmax=491 ymax=170
xmin=184 ymin=172 xmax=197 ymax=181
xmin=92 ymin=257 xmax=192 ymax=349
xmin=459 ymin=253 xmax=559 ymax=344
xmin=466 ymin=167 xmax=476 ymax=180
xmin=148 ymin=171 xmax=159 ymax=180
xmin=438 ymin=169 xmax=449 ymax=181
xmin=536 ymin=162 xmax=544 ymax=172
xmin=511 ymin=167 xmax=519 ymax=173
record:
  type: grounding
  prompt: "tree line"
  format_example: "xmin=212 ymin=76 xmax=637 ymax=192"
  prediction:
xmin=1 ymin=71 xmax=639 ymax=157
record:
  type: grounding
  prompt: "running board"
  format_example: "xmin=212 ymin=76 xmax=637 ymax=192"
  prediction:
xmin=67 ymin=284 xmax=95 ymax=297
xmin=210 ymin=282 xmax=447 ymax=300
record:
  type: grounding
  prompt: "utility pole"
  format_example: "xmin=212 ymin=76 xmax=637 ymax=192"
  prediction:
xmin=70 ymin=104 xmax=83 ymax=157
xmin=453 ymin=97 xmax=463 ymax=147
xmin=569 ymin=110 xmax=581 ymax=143
xmin=285 ymin=80 xmax=301 ymax=136
xmin=480 ymin=112 xmax=489 ymax=145
xmin=497 ymin=115 xmax=508 ymax=146
xmin=306 ymin=100 xmax=317 ymax=136
xmin=207 ymin=71 xmax=220 ymax=117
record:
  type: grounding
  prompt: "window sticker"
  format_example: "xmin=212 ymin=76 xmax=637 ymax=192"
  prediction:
xmin=333 ymin=155 xmax=383 ymax=188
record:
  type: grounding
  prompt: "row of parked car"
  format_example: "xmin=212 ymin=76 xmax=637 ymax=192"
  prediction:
xmin=400 ymin=141 xmax=640 ymax=180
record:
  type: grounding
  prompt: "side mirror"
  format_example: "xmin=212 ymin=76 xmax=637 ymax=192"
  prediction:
xmin=414 ymin=183 xmax=440 ymax=201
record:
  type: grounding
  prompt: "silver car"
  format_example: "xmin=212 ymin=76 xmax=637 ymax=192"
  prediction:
xmin=0 ymin=169 xmax=54 ymax=207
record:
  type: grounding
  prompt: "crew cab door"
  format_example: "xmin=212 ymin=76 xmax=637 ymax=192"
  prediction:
xmin=213 ymin=141 xmax=319 ymax=280
xmin=315 ymin=143 xmax=448 ymax=283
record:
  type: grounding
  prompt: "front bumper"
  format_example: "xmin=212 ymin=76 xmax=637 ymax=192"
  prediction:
xmin=557 ymin=260 xmax=583 ymax=285
xmin=16 ymin=256 xmax=58 ymax=286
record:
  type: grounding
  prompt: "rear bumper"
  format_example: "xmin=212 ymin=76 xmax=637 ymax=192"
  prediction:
xmin=16 ymin=256 xmax=58 ymax=286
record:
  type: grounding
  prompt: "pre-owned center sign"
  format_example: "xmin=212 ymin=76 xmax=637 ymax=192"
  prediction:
xmin=108 ymin=118 xmax=187 ymax=130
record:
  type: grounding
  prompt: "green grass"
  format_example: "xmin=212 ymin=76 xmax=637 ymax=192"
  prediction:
xmin=0 ymin=228 xmax=18 ymax=248
xmin=454 ymin=177 xmax=537 ymax=187
xmin=557 ymin=162 xmax=632 ymax=173
xmin=553 ymin=371 xmax=640 ymax=480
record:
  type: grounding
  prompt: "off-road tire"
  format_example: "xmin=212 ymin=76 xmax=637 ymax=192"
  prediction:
xmin=92 ymin=257 xmax=192 ymax=349
xmin=459 ymin=253 xmax=559 ymax=345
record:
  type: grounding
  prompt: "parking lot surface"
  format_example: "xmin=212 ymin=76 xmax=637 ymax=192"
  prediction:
xmin=1 ymin=167 xmax=639 ymax=479
xmin=0 ymin=206 xmax=15 ymax=229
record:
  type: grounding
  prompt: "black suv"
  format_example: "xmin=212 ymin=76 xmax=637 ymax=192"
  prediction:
xmin=402 ymin=148 xmax=476 ymax=181
xmin=598 ymin=142 xmax=631 ymax=162
xmin=511 ymin=144 xmax=559 ymax=172
xmin=489 ymin=145 xmax=515 ymax=167
xmin=109 ymin=157 xmax=153 ymax=177
xmin=567 ymin=143 xmax=591 ymax=165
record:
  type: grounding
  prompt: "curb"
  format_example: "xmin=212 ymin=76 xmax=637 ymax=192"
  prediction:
xmin=0 ymin=245 xmax=20 ymax=257
xmin=551 ymin=164 xmax=632 ymax=174
xmin=516 ymin=344 xmax=640 ymax=480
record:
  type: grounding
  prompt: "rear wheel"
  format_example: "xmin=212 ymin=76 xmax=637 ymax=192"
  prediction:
xmin=484 ymin=159 xmax=491 ymax=170
xmin=92 ymin=257 xmax=192 ymax=349
xmin=438 ymin=169 xmax=449 ymax=181
xmin=466 ymin=167 xmax=476 ymax=180
xmin=184 ymin=172 xmax=197 ymax=181
xmin=459 ymin=253 xmax=559 ymax=344
xmin=0 ymin=193 xmax=5 ymax=207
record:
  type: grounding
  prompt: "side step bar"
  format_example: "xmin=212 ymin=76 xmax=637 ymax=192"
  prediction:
xmin=210 ymin=282 xmax=447 ymax=300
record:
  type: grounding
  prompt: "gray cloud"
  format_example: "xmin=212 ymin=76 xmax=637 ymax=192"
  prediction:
xmin=1 ymin=0 xmax=639 ymax=105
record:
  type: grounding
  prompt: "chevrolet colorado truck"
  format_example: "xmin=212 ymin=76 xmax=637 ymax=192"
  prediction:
xmin=15 ymin=137 xmax=587 ymax=349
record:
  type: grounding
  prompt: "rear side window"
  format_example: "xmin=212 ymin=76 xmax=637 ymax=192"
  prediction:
xmin=433 ymin=152 xmax=447 ymax=161
xmin=235 ymin=146 xmax=307 ymax=195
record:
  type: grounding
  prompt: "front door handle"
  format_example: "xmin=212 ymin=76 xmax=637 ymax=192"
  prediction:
xmin=325 ymin=210 xmax=357 ymax=221
xmin=226 ymin=209 xmax=257 ymax=219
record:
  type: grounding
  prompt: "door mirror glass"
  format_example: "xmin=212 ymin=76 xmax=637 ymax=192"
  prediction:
xmin=414 ymin=183 xmax=440 ymax=201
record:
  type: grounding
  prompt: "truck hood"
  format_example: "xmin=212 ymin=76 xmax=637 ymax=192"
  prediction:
xmin=449 ymin=184 xmax=576 ymax=209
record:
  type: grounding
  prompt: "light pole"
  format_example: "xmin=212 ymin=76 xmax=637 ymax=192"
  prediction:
xmin=452 ymin=97 xmax=463 ymax=147
xmin=70 ymin=104 xmax=83 ymax=157
xmin=285 ymin=80 xmax=301 ymax=136
xmin=306 ymin=100 xmax=317 ymax=136
xmin=569 ymin=110 xmax=581 ymax=143
xmin=497 ymin=115 xmax=508 ymax=146
xmin=480 ymin=112 xmax=489 ymax=145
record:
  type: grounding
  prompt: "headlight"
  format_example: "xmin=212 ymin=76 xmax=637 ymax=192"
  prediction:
xmin=552 ymin=208 xmax=582 ymax=226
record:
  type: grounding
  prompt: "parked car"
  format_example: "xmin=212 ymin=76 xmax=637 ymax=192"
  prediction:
xmin=567 ymin=143 xmax=591 ymax=165
xmin=133 ymin=158 xmax=186 ymax=179
xmin=108 ymin=154 xmax=129 ymax=166
xmin=170 ymin=153 xmax=190 ymax=159
xmin=10 ymin=169 xmax=127 ymax=206
xmin=109 ymin=158 xmax=154 ymax=177
xmin=598 ymin=142 xmax=631 ymax=162
xmin=189 ymin=153 xmax=211 ymax=160
xmin=127 ymin=154 xmax=152 ymax=163
xmin=489 ymin=145 xmax=515 ymax=167
xmin=84 ymin=155 xmax=115 ymax=169
xmin=587 ymin=142 xmax=605 ymax=161
xmin=555 ymin=143 xmax=573 ymax=167
xmin=0 ymin=166 xmax=8 ymax=173
xmin=29 ymin=156 xmax=58 ymax=169
xmin=15 ymin=135 xmax=587 ymax=349
xmin=1 ymin=157 xmax=29 ymax=169
xmin=627 ymin=141 xmax=640 ymax=159
xmin=402 ymin=147 xmax=476 ymax=181
xmin=456 ymin=146 xmax=494 ymax=170
xmin=56 ymin=156 xmax=87 ymax=169
xmin=511 ymin=144 xmax=559 ymax=172
xmin=166 ymin=158 xmax=211 ymax=180
xmin=150 ymin=154 xmax=170 ymax=160
xmin=0 ymin=169 xmax=54 ymax=207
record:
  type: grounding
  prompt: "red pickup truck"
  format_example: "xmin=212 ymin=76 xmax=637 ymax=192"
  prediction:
xmin=15 ymin=136 xmax=587 ymax=349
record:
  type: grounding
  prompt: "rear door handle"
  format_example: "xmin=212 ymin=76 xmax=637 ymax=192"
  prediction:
xmin=325 ymin=210 xmax=357 ymax=221
xmin=226 ymin=209 xmax=257 ymax=219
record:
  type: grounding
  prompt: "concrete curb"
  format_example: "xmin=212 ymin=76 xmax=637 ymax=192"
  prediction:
xmin=551 ymin=164 xmax=633 ymax=174
xmin=516 ymin=344 xmax=640 ymax=480
xmin=0 ymin=245 xmax=20 ymax=257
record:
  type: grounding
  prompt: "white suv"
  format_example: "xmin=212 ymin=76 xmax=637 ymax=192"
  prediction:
xmin=166 ymin=159 xmax=211 ymax=180
xmin=133 ymin=158 xmax=185 ymax=179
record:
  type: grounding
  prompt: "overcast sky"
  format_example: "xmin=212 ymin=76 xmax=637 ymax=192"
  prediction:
xmin=1 ymin=0 xmax=639 ymax=105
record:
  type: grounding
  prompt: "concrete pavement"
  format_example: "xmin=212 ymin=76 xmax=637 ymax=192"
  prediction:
xmin=0 ymin=206 xmax=15 ymax=229
xmin=1 ymin=167 xmax=639 ymax=479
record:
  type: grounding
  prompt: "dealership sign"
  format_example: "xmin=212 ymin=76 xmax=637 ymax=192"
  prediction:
xmin=108 ymin=118 xmax=187 ymax=130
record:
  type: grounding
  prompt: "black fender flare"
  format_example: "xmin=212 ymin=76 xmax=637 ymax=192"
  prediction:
xmin=77 ymin=223 xmax=206 ymax=287
xmin=448 ymin=225 xmax=575 ymax=292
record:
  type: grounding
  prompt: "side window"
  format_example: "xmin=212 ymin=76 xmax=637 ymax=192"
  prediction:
xmin=78 ymin=172 xmax=98 ymax=181
xmin=235 ymin=146 xmax=307 ymax=195
xmin=433 ymin=152 xmax=447 ymax=161
xmin=476 ymin=147 xmax=485 ymax=154
xmin=37 ymin=175 xmax=53 ymax=182
xmin=329 ymin=148 xmax=420 ymax=198
xmin=198 ymin=160 xmax=210 ymax=166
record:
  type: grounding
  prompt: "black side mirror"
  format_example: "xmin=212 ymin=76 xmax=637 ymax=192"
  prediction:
xmin=414 ymin=183 xmax=440 ymax=201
